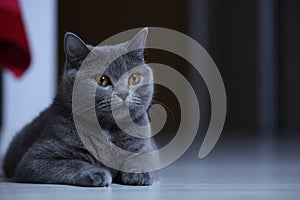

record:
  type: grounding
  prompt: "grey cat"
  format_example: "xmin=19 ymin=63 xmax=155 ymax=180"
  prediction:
xmin=2 ymin=28 xmax=157 ymax=187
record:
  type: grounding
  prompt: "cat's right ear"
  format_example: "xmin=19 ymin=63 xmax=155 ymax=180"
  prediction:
xmin=64 ymin=32 xmax=90 ymax=69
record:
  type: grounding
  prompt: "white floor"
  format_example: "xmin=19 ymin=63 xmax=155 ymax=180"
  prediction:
xmin=1 ymin=134 xmax=300 ymax=200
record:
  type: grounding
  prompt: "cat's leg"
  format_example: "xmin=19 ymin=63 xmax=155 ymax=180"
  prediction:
xmin=117 ymin=142 xmax=158 ymax=185
xmin=116 ymin=155 xmax=158 ymax=186
xmin=15 ymin=157 xmax=112 ymax=187
xmin=119 ymin=171 xmax=155 ymax=186
xmin=111 ymin=122 xmax=158 ymax=185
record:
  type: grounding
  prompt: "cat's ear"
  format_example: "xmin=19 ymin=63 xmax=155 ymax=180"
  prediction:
xmin=127 ymin=28 xmax=148 ymax=52
xmin=64 ymin=32 xmax=90 ymax=68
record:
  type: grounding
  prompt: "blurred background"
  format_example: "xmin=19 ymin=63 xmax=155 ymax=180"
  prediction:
xmin=0 ymin=0 xmax=300 ymax=168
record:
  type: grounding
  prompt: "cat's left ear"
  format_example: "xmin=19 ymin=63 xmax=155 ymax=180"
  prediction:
xmin=127 ymin=28 xmax=148 ymax=52
xmin=64 ymin=32 xmax=91 ymax=68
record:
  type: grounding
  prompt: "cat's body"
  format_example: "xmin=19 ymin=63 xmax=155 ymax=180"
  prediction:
xmin=2 ymin=28 xmax=157 ymax=186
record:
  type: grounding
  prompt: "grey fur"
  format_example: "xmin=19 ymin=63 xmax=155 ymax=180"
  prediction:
xmin=2 ymin=28 xmax=156 ymax=187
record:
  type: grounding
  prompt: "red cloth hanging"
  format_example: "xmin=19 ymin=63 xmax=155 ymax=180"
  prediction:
xmin=0 ymin=0 xmax=30 ymax=77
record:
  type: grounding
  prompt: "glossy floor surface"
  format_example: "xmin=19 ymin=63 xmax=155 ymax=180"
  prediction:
xmin=1 ymin=134 xmax=300 ymax=200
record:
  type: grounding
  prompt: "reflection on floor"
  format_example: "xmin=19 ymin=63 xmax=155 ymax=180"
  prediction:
xmin=0 ymin=133 xmax=300 ymax=200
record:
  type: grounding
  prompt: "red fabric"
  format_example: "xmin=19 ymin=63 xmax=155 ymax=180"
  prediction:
xmin=0 ymin=0 xmax=30 ymax=77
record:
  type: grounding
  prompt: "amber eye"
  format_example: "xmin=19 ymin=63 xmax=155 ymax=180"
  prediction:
xmin=128 ymin=73 xmax=141 ymax=85
xmin=96 ymin=75 xmax=110 ymax=87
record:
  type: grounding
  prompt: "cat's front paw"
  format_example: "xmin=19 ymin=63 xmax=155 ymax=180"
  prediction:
xmin=121 ymin=171 xmax=154 ymax=186
xmin=76 ymin=167 xmax=112 ymax=187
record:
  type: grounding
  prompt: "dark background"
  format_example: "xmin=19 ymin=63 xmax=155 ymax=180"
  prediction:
xmin=58 ymin=0 xmax=300 ymax=144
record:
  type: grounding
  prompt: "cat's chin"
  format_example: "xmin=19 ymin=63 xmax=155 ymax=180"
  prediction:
xmin=111 ymin=104 xmax=131 ymax=120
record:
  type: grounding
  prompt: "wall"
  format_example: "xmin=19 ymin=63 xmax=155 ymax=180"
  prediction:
xmin=0 ymin=0 xmax=57 ymax=155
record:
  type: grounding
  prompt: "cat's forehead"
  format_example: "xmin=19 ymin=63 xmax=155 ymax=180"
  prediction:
xmin=94 ymin=46 xmax=149 ymax=79
xmin=91 ymin=43 xmax=128 ymax=66
xmin=81 ymin=42 xmax=145 ymax=78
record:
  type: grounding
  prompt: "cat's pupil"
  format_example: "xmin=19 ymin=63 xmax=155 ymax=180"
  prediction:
xmin=132 ymin=75 xmax=137 ymax=81
xmin=128 ymin=73 xmax=140 ymax=85
xmin=96 ymin=75 xmax=110 ymax=87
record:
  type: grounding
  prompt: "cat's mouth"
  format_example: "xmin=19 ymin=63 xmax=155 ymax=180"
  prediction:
xmin=111 ymin=102 xmax=130 ymax=112
xmin=112 ymin=98 xmax=130 ymax=109
xmin=112 ymin=104 xmax=127 ymax=110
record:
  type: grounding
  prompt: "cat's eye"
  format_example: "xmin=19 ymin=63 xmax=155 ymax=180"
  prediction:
xmin=96 ymin=75 xmax=110 ymax=87
xmin=128 ymin=73 xmax=141 ymax=85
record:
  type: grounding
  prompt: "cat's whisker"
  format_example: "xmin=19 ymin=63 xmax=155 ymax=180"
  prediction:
xmin=72 ymin=100 xmax=112 ymax=116
xmin=77 ymin=111 xmax=103 ymax=133
xmin=72 ymin=105 xmax=95 ymax=115
xmin=151 ymin=99 xmax=175 ymax=120
xmin=148 ymin=110 xmax=163 ymax=123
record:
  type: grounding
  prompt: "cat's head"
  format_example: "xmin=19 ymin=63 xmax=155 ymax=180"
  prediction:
xmin=59 ymin=28 xmax=153 ymax=127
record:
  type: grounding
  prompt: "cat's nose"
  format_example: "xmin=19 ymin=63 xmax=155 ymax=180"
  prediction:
xmin=117 ymin=93 xmax=128 ymax=101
